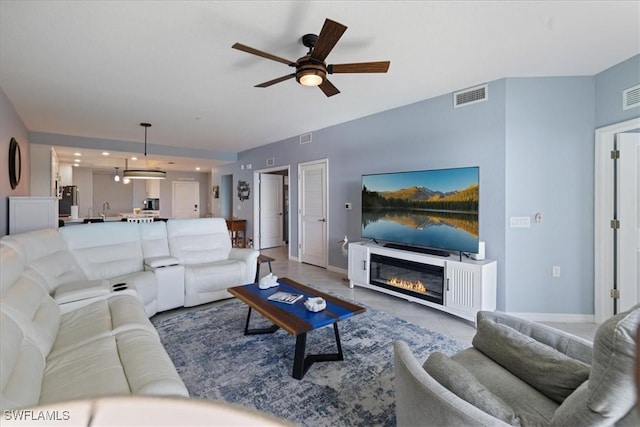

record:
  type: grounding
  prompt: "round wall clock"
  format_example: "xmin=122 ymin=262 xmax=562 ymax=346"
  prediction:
xmin=9 ymin=137 xmax=21 ymax=189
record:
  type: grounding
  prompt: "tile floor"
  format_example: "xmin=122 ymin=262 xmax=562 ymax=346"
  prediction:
xmin=256 ymin=245 xmax=599 ymax=344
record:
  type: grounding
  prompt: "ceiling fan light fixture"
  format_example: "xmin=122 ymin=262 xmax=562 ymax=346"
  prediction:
xmin=296 ymin=61 xmax=326 ymax=87
xmin=299 ymin=71 xmax=323 ymax=87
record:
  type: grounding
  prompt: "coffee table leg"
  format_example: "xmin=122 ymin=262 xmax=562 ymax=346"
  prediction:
xmin=292 ymin=323 xmax=344 ymax=380
xmin=243 ymin=307 xmax=280 ymax=335
xmin=293 ymin=332 xmax=307 ymax=380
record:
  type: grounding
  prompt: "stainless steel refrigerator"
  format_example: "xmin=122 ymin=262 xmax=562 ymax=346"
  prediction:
xmin=59 ymin=185 xmax=78 ymax=216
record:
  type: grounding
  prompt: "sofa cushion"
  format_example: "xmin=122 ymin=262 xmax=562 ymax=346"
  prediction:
xmin=0 ymin=312 xmax=45 ymax=411
xmin=49 ymin=295 xmax=157 ymax=357
xmin=167 ymin=218 xmax=231 ymax=264
xmin=423 ymin=352 xmax=517 ymax=424
xmin=60 ymin=223 xmax=145 ymax=280
xmin=587 ymin=304 xmax=639 ymax=417
xmin=115 ymin=329 xmax=189 ymax=396
xmin=477 ymin=311 xmax=593 ymax=365
xmin=1 ymin=229 xmax=86 ymax=294
xmin=41 ymin=336 xmax=131 ymax=404
xmin=452 ymin=347 xmax=559 ymax=423
xmin=0 ymin=248 xmax=61 ymax=359
xmin=472 ymin=318 xmax=590 ymax=403
xmin=139 ymin=222 xmax=172 ymax=259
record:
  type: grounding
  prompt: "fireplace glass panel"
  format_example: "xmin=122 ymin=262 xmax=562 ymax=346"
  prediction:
xmin=370 ymin=254 xmax=444 ymax=305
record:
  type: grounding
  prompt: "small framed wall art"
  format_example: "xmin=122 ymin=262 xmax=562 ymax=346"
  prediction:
xmin=8 ymin=137 xmax=21 ymax=189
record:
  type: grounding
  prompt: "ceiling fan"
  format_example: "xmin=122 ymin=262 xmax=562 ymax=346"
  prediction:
xmin=232 ymin=18 xmax=390 ymax=97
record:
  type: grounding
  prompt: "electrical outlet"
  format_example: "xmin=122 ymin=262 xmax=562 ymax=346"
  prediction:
xmin=552 ymin=266 xmax=561 ymax=277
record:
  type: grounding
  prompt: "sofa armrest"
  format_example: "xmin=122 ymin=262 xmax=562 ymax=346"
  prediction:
xmin=53 ymin=279 xmax=111 ymax=304
xmin=228 ymin=248 xmax=259 ymax=285
xmin=477 ymin=311 xmax=593 ymax=364
xmin=144 ymin=256 xmax=180 ymax=269
xmin=228 ymin=248 xmax=259 ymax=263
xmin=393 ymin=341 xmax=510 ymax=427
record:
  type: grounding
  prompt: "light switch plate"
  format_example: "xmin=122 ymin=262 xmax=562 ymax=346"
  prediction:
xmin=510 ymin=216 xmax=531 ymax=228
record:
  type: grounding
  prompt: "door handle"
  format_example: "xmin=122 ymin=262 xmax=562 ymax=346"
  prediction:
xmin=318 ymin=218 xmax=326 ymax=222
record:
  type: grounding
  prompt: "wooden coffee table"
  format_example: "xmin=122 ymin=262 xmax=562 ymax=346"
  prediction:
xmin=228 ymin=277 xmax=366 ymax=379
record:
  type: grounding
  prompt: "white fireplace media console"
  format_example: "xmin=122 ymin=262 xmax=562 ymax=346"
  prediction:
xmin=348 ymin=241 xmax=497 ymax=322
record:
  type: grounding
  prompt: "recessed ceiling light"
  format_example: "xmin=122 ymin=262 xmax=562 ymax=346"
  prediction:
xmin=102 ymin=152 xmax=110 ymax=156
xmin=195 ymin=167 xmax=201 ymax=171
xmin=131 ymin=157 xmax=137 ymax=161
xmin=72 ymin=164 xmax=79 ymax=167
xmin=74 ymin=159 xmax=81 ymax=163
xmin=73 ymin=152 xmax=82 ymax=157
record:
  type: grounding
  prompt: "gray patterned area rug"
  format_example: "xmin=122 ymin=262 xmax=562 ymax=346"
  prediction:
xmin=152 ymin=295 xmax=468 ymax=427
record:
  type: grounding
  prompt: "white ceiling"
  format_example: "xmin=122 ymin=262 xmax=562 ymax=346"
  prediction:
xmin=1 ymin=1 xmax=639 ymax=171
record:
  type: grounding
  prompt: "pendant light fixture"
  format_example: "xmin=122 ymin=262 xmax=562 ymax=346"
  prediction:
xmin=113 ymin=167 xmax=120 ymax=182
xmin=123 ymin=123 xmax=167 ymax=180
xmin=122 ymin=159 xmax=130 ymax=184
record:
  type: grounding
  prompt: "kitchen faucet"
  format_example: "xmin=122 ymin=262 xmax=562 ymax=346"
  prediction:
xmin=101 ymin=201 xmax=110 ymax=219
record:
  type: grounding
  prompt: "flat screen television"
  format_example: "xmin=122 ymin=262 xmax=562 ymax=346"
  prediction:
xmin=361 ymin=166 xmax=479 ymax=256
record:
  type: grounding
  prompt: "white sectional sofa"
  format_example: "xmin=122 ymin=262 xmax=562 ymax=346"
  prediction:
xmin=0 ymin=218 xmax=259 ymax=411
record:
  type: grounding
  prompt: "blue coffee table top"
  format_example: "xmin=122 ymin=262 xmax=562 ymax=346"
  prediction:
xmin=229 ymin=277 xmax=366 ymax=335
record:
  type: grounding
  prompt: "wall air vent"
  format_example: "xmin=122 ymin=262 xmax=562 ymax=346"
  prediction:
xmin=266 ymin=157 xmax=275 ymax=167
xmin=623 ymin=84 xmax=640 ymax=110
xmin=299 ymin=133 xmax=312 ymax=144
xmin=454 ymin=84 xmax=488 ymax=108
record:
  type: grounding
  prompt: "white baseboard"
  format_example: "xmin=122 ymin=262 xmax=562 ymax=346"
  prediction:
xmin=505 ymin=311 xmax=595 ymax=323
xmin=327 ymin=265 xmax=348 ymax=276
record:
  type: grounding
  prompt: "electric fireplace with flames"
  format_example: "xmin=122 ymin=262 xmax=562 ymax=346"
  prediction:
xmin=369 ymin=254 xmax=444 ymax=305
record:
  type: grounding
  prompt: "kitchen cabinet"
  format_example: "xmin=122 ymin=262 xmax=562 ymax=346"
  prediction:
xmin=9 ymin=197 xmax=59 ymax=234
xmin=146 ymin=180 xmax=160 ymax=198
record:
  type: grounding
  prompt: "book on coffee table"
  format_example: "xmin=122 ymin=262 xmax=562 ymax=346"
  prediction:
xmin=267 ymin=291 xmax=303 ymax=304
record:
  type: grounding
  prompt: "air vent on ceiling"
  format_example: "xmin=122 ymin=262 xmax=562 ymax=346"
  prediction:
xmin=299 ymin=133 xmax=312 ymax=144
xmin=623 ymin=84 xmax=640 ymax=110
xmin=454 ymin=84 xmax=488 ymax=108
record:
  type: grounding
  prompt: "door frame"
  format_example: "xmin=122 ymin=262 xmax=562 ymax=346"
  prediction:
xmin=297 ymin=158 xmax=329 ymax=267
xmin=594 ymin=117 xmax=640 ymax=323
xmin=253 ymin=165 xmax=291 ymax=255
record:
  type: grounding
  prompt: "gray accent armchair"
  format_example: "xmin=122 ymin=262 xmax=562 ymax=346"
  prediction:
xmin=394 ymin=305 xmax=639 ymax=426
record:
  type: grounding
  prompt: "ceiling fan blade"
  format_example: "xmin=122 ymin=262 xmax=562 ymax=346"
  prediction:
xmin=232 ymin=43 xmax=296 ymax=66
xmin=255 ymin=73 xmax=296 ymax=88
xmin=310 ymin=19 xmax=347 ymax=62
xmin=328 ymin=61 xmax=390 ymax=74
xmin=319 ymin=79 xmax=340 ymax=97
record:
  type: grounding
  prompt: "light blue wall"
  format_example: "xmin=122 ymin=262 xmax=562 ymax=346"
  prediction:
xmin=595 ymin=54 xmax=640 ymax=128
xmin=504 ymin=77 xmax=596 ymax=314
xmin=221 ymin=80 xmax=509 ymax=308
xmin=218 ymin=55 xmax=639 ymax=315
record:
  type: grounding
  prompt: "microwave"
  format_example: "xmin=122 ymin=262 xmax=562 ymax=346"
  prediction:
xmin=143 ymin=198 xmax=159 ymax=210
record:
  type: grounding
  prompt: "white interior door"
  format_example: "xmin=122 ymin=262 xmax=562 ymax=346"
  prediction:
xmin=260 ymin=173 xmax=284 ymax=249
xmin=172 ymin=181 xmax=200 ymax=218
xmin=617 ymin=132 xmax=640 ymax=312
xmin=299 ymin=160 xmax=328 ymax=267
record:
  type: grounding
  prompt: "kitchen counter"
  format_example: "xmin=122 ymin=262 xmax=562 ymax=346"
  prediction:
xmin=61 ymin=216 xmax=124 ymax=224
xmin=118 ymin=211 xmax=160 ymax=218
